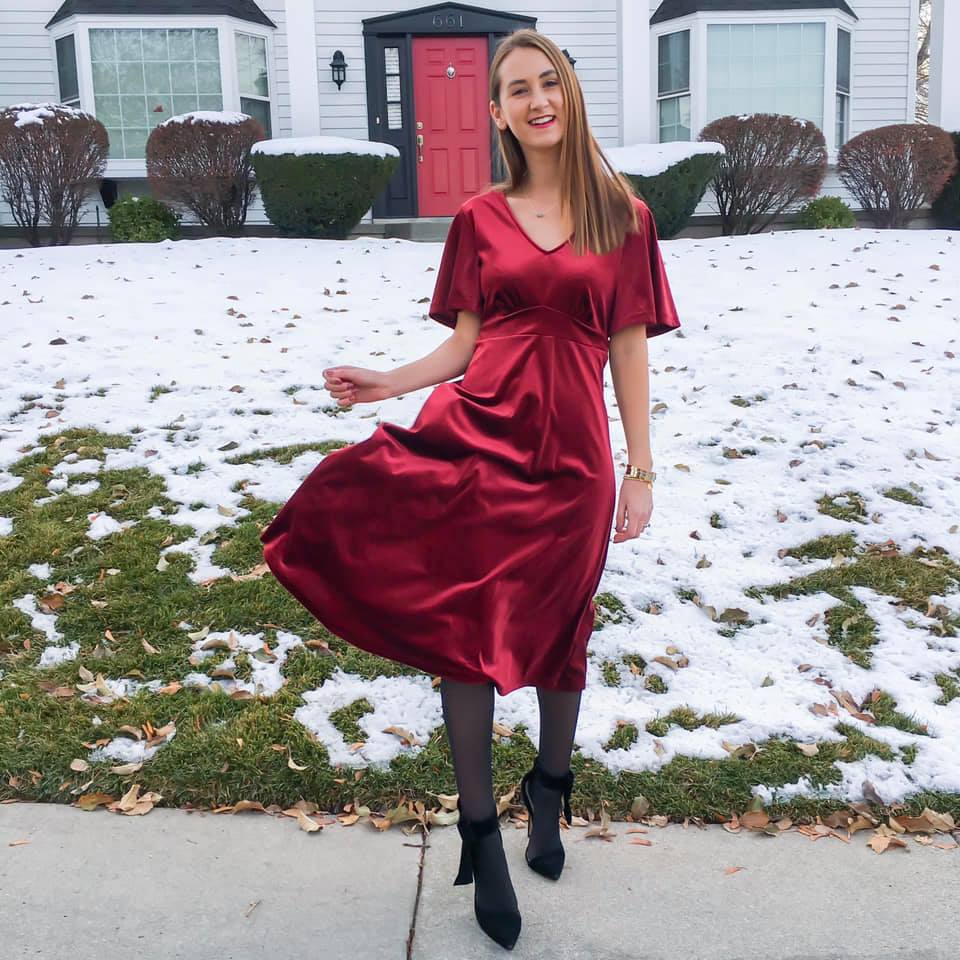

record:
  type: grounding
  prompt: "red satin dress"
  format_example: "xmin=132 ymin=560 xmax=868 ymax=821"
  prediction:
xmin=259 ymin=188 xmax=680 ymax=696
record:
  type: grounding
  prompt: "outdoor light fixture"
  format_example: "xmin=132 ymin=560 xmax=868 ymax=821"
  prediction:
xmin=562 ymin=49 xmax=576 ymax=69
xmin=330 ymin=50 xmax=348 ymax=89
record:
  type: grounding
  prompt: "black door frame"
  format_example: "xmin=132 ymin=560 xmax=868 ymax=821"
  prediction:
xmin=361 ymin=2 xmax=536 ymax=218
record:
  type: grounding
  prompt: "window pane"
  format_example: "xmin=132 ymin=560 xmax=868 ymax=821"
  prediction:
xmin=118 ymin=61 xmax=145 ymax=94
xmin=658 ymin=30 xmax=689 ymax=95
xmin=836 ymin=92 xmax=848 ymax=145
xmin=237 ymin=34 xmax=268 ymax=97
xmin=387 ymin=102 xmax=403 ymax=129
xmin=168 ymin=29 xmax=195 ymax=61
xmin=56 ymin=34 xmax=80 ymax=103
xmin=89 ymin=27 xmax=221 ymax=158
xmin=90 ymin=28 xmax=116 ymax=63
xmin=707 ymin=22 xmax=824 ymax=129
xmin=196 ymin=28 xmax=219 ymax=61
xmin=142 ymin=29 xmax=168 ymax=61
xmin=241 ymin=96 xmax=271 ymax=137
xmin=837 ymin=28 xmax=851 ymax=93
xmin=384 ymin=46 xmax=399 ymax=74
xmin=658 ymin=94 xmax=690 ymax=142
xmin=116 ymin=29 xmax=142 ymax=62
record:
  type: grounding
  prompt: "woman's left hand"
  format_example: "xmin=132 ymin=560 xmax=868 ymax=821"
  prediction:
xmin=612 ymin=480 xmax=652 ymax=543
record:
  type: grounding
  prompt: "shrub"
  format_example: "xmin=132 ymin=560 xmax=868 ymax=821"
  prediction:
xmin=0 ymin=102 xmax=108 ymax=246
xmin=107 ymin=195 xmax=181 ymax=242
xmin=607 ymin=143 xmax=724 ymax=239
xmin=146 ymin=111 xmax=264 ymax=235
xmin=797 ymin=195 xmax=856 ymax=229
xmin=250 ymin=136 xmax=400 ymax=238
xmin=698 ymin=113 xmax=827 ymax=235
xmin=930 ymin=130 xmax=960 ymax=229
xmin=837 ymin=122 xmax=958 ymax=228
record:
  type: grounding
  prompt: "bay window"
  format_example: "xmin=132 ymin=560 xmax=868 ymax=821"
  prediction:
xmin=48 ymin=14 xmax=275 ymax=166
xmin=653 ymin=8 xmax=856 ymax=152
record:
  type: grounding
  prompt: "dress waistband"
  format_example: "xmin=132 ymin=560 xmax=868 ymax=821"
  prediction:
xmin=475 ymin=305 xmax=608 ymax=352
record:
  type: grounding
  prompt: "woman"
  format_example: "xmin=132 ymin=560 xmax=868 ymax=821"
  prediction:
xmin=260 ymin=27 xmax=680 ymax=951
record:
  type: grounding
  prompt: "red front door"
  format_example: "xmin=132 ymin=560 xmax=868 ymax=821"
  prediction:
xmin=411 ymin=36 xmax=491 ymax=217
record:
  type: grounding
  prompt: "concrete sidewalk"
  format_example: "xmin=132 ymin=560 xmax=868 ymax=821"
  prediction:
xmin=1 ymin=800 xmax=957 ymax=960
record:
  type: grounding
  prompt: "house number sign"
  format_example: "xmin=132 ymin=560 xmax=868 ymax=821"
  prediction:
xmin=432 ymin=13 xmax=465 ymax=28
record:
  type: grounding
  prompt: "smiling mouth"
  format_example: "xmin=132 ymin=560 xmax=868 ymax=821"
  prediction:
xmin=529 ymin=116 xmax=556 ymax=127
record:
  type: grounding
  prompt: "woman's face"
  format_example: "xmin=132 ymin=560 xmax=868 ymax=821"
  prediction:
xmin=491 ymin=46 xmax=564 ymax=152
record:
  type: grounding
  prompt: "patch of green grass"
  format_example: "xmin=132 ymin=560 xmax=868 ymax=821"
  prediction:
xmin=593 ymin=592 xmax=631 ymax=630
xmin=600 ymin=660 xmax=621 ymax=687
xmin=645 ymin=706 xmax=740 ymax=738
xmin=868 ymin=691 xmax=930 ymax=736
xmin=818 ymin=490 xmax=867 ymax=524
xmin=934 ymin=671 xmax=959 ymax=706
xmin=782 ymin=532 xmax=859 ymax=561
xmin=329 ymin=698 xmax=374 ymax=745
xmin=149 ymin=384 xmax=174 ymax=402
xmin=882 ymin=485 xmax=924 ymax=507
xmin=644 ymin=675 xmax=668 ymax=695
xmin=603 ymin=722 xmax=639 ymax=751
xmin=223 ymin=441 xmax=348 ymax=466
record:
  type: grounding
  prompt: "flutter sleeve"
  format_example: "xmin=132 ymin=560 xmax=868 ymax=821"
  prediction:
xmin=608 ymin=199 xmax=681 ymax=340
xmin=429 ymin=204 xmax=484 ymax=329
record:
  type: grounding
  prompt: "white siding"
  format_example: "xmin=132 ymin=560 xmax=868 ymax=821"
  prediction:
xmin=0 ymin=2 xmax=58 ymax=106
xmin=313 ymin=1 xmax=622 ymax=148
xmin=848 ymin=1 xmax=913 ymax=134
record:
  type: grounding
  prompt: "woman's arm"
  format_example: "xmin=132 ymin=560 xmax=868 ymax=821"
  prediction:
xmin=608 ymin=324 xmax=652 ymax=470
xmin=323 ymin=308 xmax=482 ymax=407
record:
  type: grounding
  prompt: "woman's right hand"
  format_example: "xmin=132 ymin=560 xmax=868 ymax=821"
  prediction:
xmin=322 ymin=366 xmax=391 ymax=407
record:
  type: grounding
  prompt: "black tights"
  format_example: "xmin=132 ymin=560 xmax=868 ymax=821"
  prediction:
xmin=439 ymin=678 xmax=582 ymax=822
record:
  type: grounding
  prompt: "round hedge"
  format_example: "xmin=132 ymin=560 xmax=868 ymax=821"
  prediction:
xmin=250 ymin=149 xmax=399 ymax=238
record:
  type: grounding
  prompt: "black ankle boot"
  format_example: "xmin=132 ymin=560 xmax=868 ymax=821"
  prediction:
xmin=519 ymin=755 xmax=575 ymax=880
xmin=453 ymin=799 xmax=521 ymax=950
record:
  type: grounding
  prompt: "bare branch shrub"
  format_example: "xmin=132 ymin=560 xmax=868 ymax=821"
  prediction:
xmin=146 ymin=111 xmax=265 ymax=235
xmin=0 ymin=103 xmax=108 ymax=246
xmin=698 ymin=113 xmax=827 ymax=235
xmin=837 ymin=122 xmax=958 ymax=228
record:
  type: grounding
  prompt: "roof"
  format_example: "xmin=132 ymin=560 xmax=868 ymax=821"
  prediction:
xmin=46 ymin=0 xmax=276 ymax=29
xmin=651 ymin=0 xmax=858 ymax=24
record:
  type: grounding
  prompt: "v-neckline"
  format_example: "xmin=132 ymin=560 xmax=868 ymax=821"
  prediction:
xmin=496 ymin=190 xmax=572 ymax=255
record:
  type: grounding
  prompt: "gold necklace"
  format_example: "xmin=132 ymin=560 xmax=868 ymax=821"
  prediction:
xmin=516 ymin=191 xmax=560 ymax=219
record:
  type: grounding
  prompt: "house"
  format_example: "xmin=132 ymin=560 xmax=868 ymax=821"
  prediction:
xmin=0 ymin=0 xmax=956 ymax=232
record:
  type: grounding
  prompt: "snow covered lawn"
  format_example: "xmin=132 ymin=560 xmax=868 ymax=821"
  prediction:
xmin=1 ymin=225 xmax=958 ymax=820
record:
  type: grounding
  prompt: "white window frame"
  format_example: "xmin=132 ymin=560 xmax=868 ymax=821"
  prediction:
xmin=656 ymin=28 xmax=691 ymax=143
xmin=650 ymin=8 xmax=856 ymax=162
xmin=47 ymin=14 xmax=278 ymax=177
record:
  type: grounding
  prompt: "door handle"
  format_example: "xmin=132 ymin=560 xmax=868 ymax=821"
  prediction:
xmin=416 ymin=132 xmax=424 ymax=163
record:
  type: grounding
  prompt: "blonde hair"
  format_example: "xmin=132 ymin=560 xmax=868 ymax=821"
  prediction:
xmin=486 ymin=27 xmax=640 ymax=256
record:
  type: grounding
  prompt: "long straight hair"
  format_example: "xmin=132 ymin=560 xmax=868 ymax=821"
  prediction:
xmin=485 ymin=28 xmax=640 ymax=257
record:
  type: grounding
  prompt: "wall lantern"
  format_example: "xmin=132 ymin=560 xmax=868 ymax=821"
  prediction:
xmin=330 ymin=50 xmax=348 ymax=89
xmin=561 ymin=48 xmax=576 ymax=69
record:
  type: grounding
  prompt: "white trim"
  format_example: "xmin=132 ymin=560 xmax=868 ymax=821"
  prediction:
xmin=620 ymin=0 xmax=649 ymax=147
xmin=928 ymin=0 xmax=959 ymax=130
xmin=284 ymin=0 xmax=321 ymax=136
xmin=651 ymin=7 xmax=857 ymax=158
xmin=46 ymin=13 xmax=277 ymax=178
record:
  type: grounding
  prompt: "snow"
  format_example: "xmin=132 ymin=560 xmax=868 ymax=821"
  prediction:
xmin=605 ymin=141 xmax=726 ymax=178
xmin=250 ymin=135 xmax=401 ymax=159
xmin=1 ymin=224 xmax=959 ymax=801
xmin=159 ymin=110 xmax=250 ymax=127
xmin=4 ymin=102 xmax=94 ymax=128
